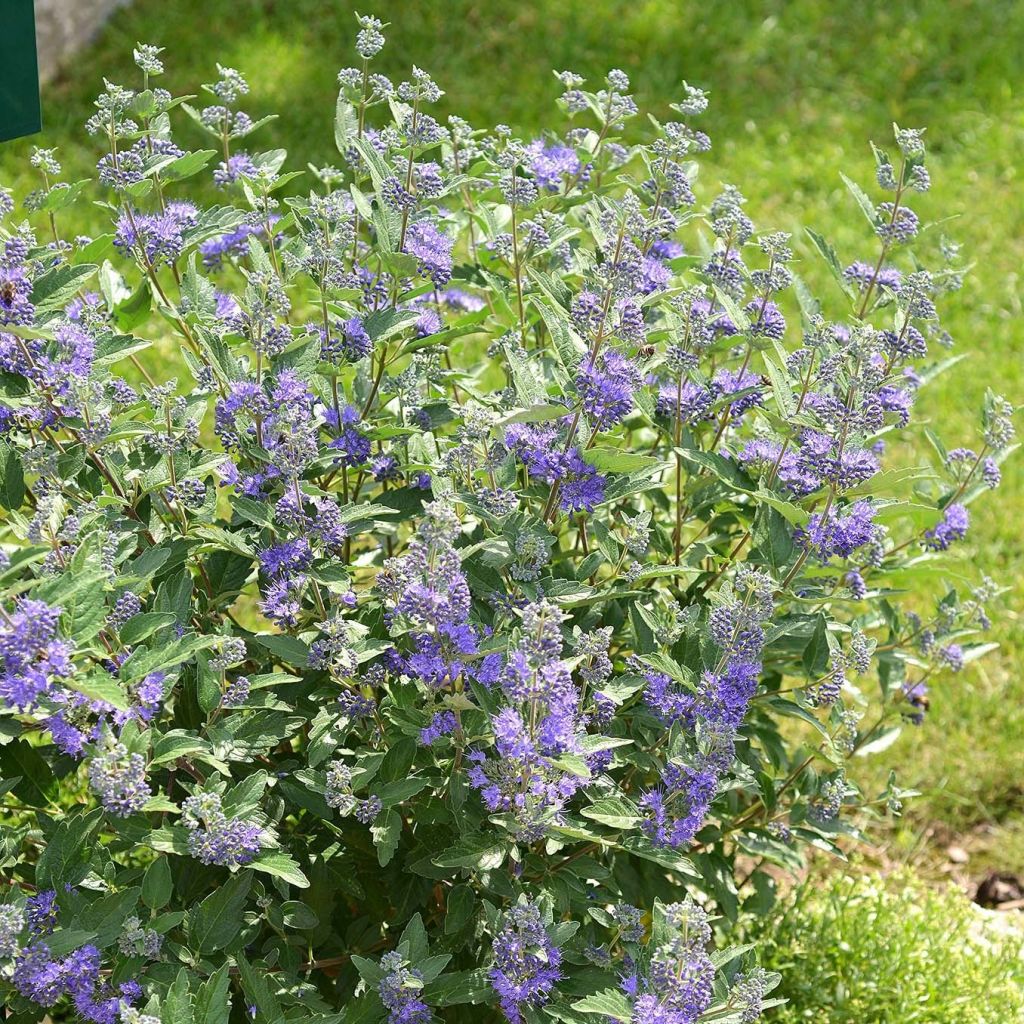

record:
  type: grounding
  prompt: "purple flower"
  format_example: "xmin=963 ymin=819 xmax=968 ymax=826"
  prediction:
xmin=506 ymin=429 xmax=608 ymax=513
xmin=13 ymin=941 xmax=139 ymax=1023
xmin=87 ymin=743 xmax=151 ymax=817
xmin=798 ymin=500 xmax=878 ymax=561
xmin=744 ymin=298 xmax=786 ymax=339
xmin=712 ymin=368 xmax=763 ymax=419
xmin=923 ymin=502 xmax=969 ymax=551
xmin=644 ymin=670 xmax=695 ymax=727
xmin=214 ymin=152 xmax=257 ymax=187
xmin=259 ymin=538 xmax=312 ymax=578
xmin=0 ymin=599 xmax=71 ymax=712
xmin=181 ymin=792 xmax=261 ymax=867
xmin=372 ymin=453 xmax=400 ymax=481
xmin=337 ymin=316 xmax=372 ymax=361
xmin=378 ymin=952 xmax=431 ymax=1024
xmin=439 ymin=288 xmax=485 ymax=312
xmin=405 ymin=220 xmax=453 ymax=286
xmin=638 ymin=254 xmax=672 ymax=293
xmin=200 ymin=220 xmax=273 ymax=270
xmin=738 ymin=439 xmax=820 ymax=496
xmin=107 ymin=591 xmax=142 ymax=630
xmin=625 ymin=902 xmax=715 ymax=1023
xmin=114 ymin=204 xmax=196 ymax=267
xmin=414 ymin=308 xmax=443 ymax=337
xmin=843 ymin=261 xmax=902 ymax=292
xmin=559 ymin=450 xmax=607 ymax=513
xmin=846 ymin=570 xmax=868 ymax=599
xmin=490 ymin=901 xmax=563 ymax=1023
xmin=876 ymin=384 xmax=914 ymax=427
xmin=576 ymin=350 xmax=640 ymax=430
xmin=937 ymin=643 xmax=964 ymax=672
xmin=650 ymin=240 xmax=684 ymax=260
xmin=379 ymin=500 xmax=471 ymax=635
xmin=655 ymin=378 xmax=715 ymax=424
xmin=223 ymin=675 xmax=250 ymax=707
xmin=876 ymin=202 xmax=919 ymax=243
xmin=355 ymin=795 xmax=382 ymax=823
xmin=0 ymin=265 xmax=35 ymax=326
xmin=26 ymin=890 xmax=58 ymax=938
xmin=420 ymin=710 xmax=457 ymax=745
xmin=571 ymin=290 xmax=605 ymax=336
xmin=525 ymin=140 xmax=587 ymax=192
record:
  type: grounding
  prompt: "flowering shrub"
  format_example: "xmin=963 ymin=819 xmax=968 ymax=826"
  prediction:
xmin=0 ymin=16 xmax=1015 ymax=1024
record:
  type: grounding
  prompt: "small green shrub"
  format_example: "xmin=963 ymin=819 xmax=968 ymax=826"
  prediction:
xmin=749 ymin=869 xmax=1024 ymax=1023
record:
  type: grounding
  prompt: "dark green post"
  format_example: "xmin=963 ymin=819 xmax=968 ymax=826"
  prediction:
xmin=0 ymin=0 xmax=42 ymax=143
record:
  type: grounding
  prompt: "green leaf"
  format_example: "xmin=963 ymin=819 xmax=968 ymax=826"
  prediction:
xmin=0 ymin=738 xmax=57 ymax=807
xmin=802 ymin=613 xmax=831 ymax=677
xmin=854 ymin=725 xmax=902 ymax=756
xmin=251 ymin=632 xmax=310 ymax=666
xmin=535 ymin=297 xmax=585 ymax=369
xmin=379 ymin=737 xmax=417 ymax=783
xmin=75 ymin=887 xmax=141 ymax=948
xmin=194 ymin=967 xmax=231 ymax=1024
xmin=571 ymin=988 xmax=633 ymax=1022
xmin=371 ymin=809 xmax=402 ymax=867
xmin=190 ymin=871 xmax=253 ymax=953
xmin=39 ymin=179 xmax=91 ymax=213
xmin=675 ymin=447 xmax=753 ymax=491
xmin=42 ymin=929 xmax=96 ymax=958
xmin=281 ymin=901 xmax=319 ymax=930
xmin=161 ymin=968 xmax=193 ymax=1024
xmin=62 ymin=671 xmax=131 ymax=712
xmin=805 ymin=227 xmax=853 ymax=296
xmin=335 ymin=94 xmax=360 ymax=154
xmin=375 ymin=777 xmax=429 ymax=806
xmin=583 ymin=447 xmax=665 ymax=474
xmin=142 ymin=825 xmax=192 ymax=855
xmin=433 ymin=833 xmax=506 ymax=870
xmin=235 ymin=954 xmax=283 ymax=1023
xmin=398 ymin=912 xmax=429 ymax=960
xmin=365 ymin=306 xmax=422 ymax=342
xmin=443 ymin=885 xmax=475 ymax=934
xmin=36 ymin=808 xmax=103 ymax=889
xmin=120 ymin=633 xmax=220 ymax=682
xmin=427 ymin=968 xmax=494 ymax=1007
xmin=93 ymin=333 xmax=152 ymax=367
xmin=748 ymin=504 xmax=796 ymax=571
xmin=840 ymin=171 xmax=882 ymax=228
xmin=142 ymin=856 xmax=173 ymax=909
xmin=161 ymin=149 xmax=217 ymax=182
xmin=712 ymin=286 xmax=750 ymax=333
xmin=113 ymin=277 xmax=153 ymax=332
xmin=119 ymin=612 xmax=179 ymax=645
xmin=581 ymin=797 xmax=642 ymax=830
xmin=251 ymin=851 xmax=310 ymax=888
xmin=0 ymin=442 xmax=25 ymax=510
xmin=30 ymin=263 xmax=97 ymax=311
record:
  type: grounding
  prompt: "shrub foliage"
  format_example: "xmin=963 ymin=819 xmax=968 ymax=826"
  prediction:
xmin=0 ymin=16 xmax=1014 ymax=1024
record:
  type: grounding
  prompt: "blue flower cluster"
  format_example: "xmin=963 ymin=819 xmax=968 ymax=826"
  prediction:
xmin=489 ymin=901 xmax=563 ymax=1024
xmin=623 ymin=900 xmax=714 ymax=1024
xmin=180 ymin=792 xmax=261 ymax=867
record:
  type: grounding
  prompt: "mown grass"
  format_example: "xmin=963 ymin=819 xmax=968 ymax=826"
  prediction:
xmin=748 ymin=867 xmax=1024 ymax=1023
xmin=3 ymin=0 xmax=1023 ymax=861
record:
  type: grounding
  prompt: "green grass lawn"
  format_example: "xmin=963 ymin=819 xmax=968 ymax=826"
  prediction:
xmin=4 ymin=0 xmax=1023 ymax=868
xmin=749 ymin=867 xmax=1024 ymax=1023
